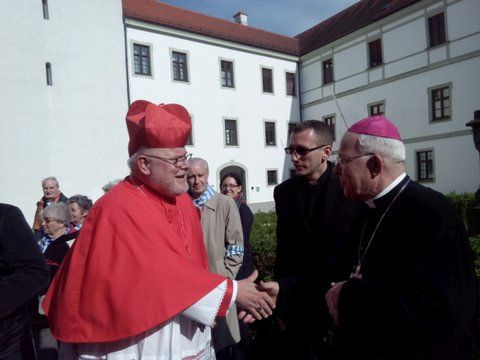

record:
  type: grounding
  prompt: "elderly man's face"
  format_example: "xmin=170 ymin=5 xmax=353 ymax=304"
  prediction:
xmin=335 ymin=132 xmax=374 ymax=200
xmin=43 ymin=180 xmax=60 ymax=201
xmin=187 ymin=163 xmax=208 ymax=198
xmin=142 ymin=148 xmax=189 ymax=197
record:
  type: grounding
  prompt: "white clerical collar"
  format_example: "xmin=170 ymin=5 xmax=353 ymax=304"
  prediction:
xmin=365 ymin=172 xmax=407 ymax=208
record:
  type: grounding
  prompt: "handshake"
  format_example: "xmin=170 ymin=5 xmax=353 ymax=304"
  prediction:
xmin=234 ymin=270 xmax=279 ymax=324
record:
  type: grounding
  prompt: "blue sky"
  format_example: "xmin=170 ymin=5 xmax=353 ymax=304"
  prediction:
xmin=158 ymin=0 xmax=358 ymax=36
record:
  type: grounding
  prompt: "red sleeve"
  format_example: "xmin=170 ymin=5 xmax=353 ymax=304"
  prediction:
xmin=217 ymin=279 xmax=234 ymax=317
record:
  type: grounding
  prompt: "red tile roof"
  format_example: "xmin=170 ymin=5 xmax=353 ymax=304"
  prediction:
xmin=122 ymin=0 xmax=300 ymax=56
xmin=296 ymin=0 xmax=423 ymax=55
xmin=122 ymin=0 xmax=423 ymax=57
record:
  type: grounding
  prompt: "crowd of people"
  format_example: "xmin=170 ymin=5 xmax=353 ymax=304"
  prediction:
xmin=0 ymin=99 xmax=478 ymax=360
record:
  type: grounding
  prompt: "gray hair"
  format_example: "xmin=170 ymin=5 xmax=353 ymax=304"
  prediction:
xmin=127 ymin=148 xmax=143 ymax=171
xmin=42 ymin=176 xmax=59 ymax=188
xmin=102 ymin=179 xmax=122 ymax=193
xmin=356 ymin=134 xmax=406 ymax=163
xmin=43 ymin=203 xmax=71 ymax=225
xmin=188 ymin=157 xmax=209 ymax=174
xmin=67 ymin=195 xmax=93 ymax=212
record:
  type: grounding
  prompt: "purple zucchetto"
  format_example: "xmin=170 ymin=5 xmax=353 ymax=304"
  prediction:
xmin=348 ymin=115 xmax=402 ymax=140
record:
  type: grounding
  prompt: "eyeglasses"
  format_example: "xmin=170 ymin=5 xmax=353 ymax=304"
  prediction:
xmin=336 ymin=153 xmax=375 ymax=166
xmin=143 ymin=153 xmax=192 ymax=167
xmin=43 ymin=218 xmax=58 ymax=224
xmin=221 ymin=184 xmax=239 ymax=190
xmin=284 ymin=144 xmax=329 ymax=156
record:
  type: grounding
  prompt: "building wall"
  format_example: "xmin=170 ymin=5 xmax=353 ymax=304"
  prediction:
xmin=125 ymin=22 xmax=301 ymax=205
xmin=301 ymin=0 xmax=480 ymax=194
xmin=2 ymin=0 xmax=478 ymax=220
xmin=0 ymin=0 xmax=129 ymax=222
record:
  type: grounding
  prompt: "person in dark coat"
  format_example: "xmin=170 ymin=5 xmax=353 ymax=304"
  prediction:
xmin=255 ymin=120 xmax=361 ymax=359
xmin=221 ymin=172 xmax=255 ymax=281
xmin=0 ymin=203 xmax=50 ymax=359
xmin=326 ymin=115 xmax=479 ymax=360
xmin=34 ymin=202 xmax=77 ymax=359
xmin=221 ymin=172 xmax=255 ymax=359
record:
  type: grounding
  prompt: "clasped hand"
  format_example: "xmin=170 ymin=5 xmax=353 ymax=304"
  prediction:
xmin=236 ymin=274 xmax=279 ymax=324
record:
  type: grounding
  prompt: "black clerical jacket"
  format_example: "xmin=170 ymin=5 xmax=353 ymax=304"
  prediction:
xmin=336 ymin=176 xmax=479 ymax=360
xmin=0 ymin=204 xmax=49 ymax=358
xmin=273 ymin=162 xmax=362 ymax=358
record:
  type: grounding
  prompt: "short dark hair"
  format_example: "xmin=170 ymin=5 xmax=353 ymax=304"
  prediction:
xmin=220 ymin=172 xmax=242 ymax=187
xmin=67 ymin=195 xmax=93 ymax=212
xmin=291 ymin=120 xmax=333 ymax=146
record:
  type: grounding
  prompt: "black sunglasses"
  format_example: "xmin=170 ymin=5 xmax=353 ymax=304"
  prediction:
xmin=284 ymin=144 xmax=329 ymax=156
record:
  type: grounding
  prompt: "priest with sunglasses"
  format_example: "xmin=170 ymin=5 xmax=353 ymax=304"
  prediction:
xmin=256 ymin=120 xmax=361 ymax=359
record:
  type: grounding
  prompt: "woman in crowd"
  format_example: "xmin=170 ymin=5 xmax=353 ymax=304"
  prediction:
xmin=220 ymin=172 xmax=255 ymax=359
xmin=67 ymin=194 xmax=92 ymax=233
xmin=35 ymin=203 xmax=77 ymax=359
xmin=220 ymin=173 xmax=254 ymax=279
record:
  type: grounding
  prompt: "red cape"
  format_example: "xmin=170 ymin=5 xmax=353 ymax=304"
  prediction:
xmin=43 ymin=178 xmax=225 ymax=343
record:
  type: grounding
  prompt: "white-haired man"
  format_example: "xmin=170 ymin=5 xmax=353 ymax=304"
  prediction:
xmin=187 ymin=157 xmax=244 ymax=358
xmin=326 ymin=115 xmax=478 ymax=359
xmin=32 ymin=177 xmax=68 ymax=234
xmin=43 ymin=100 xmax=274 ymax=359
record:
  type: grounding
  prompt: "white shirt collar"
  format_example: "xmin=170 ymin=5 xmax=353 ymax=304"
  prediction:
xmin=365 ymin=172 xmax=407 ymax=208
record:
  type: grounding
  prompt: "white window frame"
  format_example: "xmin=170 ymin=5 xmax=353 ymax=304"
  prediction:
xmin=322 ymin=114 xmax=336 ymax=141
xmin=169 ymin=48 xmax=190 ymax=84
xmin=223 ymin=117 xmax=239 ymax=147
xmin=131 ymin=40 xmax=154 ymax=78
xmin=260 ymin=66 xmax=274 ymax=94
xmin=368 ymin=100 xmax=386 ymax=116
xmin=428 ymin=83 xmax=452 ymax=123
xmin=266 ymin=169 xmax=278 ymax=186
xmin=264 ymin=120 xmax=277 ymax=147
xmin=219 ymin=58 xmax=236 ymax=89
xmin=415 ymin=148 xmax=435 ymax=183
xmin=285 ymin=70 xmax=296 ymax=97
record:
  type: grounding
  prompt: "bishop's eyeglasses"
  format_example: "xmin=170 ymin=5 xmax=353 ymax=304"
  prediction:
xmin=336 ymin=153 xmax=374 ymax=166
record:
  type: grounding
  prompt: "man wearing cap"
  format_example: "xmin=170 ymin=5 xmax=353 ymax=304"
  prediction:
xmin=326 ymin=115 xmax=478 ymax=359
xmin=255 ymin=120 xmax=360 ymax=359
xmin=42 ymin=100 xmax=274 ymax=359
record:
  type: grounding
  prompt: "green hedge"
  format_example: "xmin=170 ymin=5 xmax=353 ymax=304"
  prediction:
xmin=250 ymin=197 xmax=480 ymax=357
xmin=250 ymin=211 xmax=277 ymax=281
xmin=449 ymin=192 xmax=480 ymax=237
xmin=470 ymin=235 xmax=480 ymax=277
xmin=250 ymin=196 xmax=480 ymax=279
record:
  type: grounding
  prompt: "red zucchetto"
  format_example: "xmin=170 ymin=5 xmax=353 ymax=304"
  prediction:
xmin=126 ymin=100 xmax=192 ymax=156
xmin=348 ymin=115 xmax=402 ymax=140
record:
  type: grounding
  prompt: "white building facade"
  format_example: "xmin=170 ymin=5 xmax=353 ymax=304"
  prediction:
xmin=123 ymin=4 xmax=301 ymax=209
xmin=0 ymin=0 xmax=129 ymax=221
xmin=1 ymin=0 xmax=478 ymax=220
xmin=300 ymin=0 xmax=480 ymax=194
